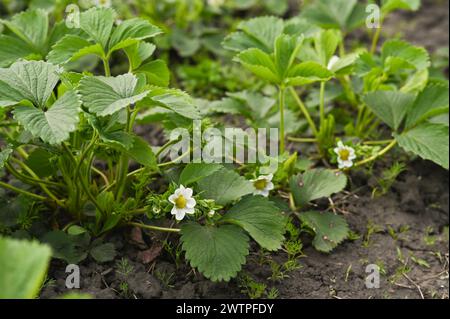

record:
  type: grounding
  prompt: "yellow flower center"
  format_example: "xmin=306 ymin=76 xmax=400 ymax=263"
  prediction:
xmin=175 ymin=195 xmax=187 ymax=209
xmin=254 ymin=179 xmax=268 ymax=190
xmin=339 ymin=149 xmax=350 ymax=161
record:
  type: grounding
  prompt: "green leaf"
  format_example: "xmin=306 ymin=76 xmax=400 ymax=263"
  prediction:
xmin=0 ymin=60 xmax=60 ymax=108
xmin=47 ymin=20 xmax=82 ymax=48
xmin=405 ymin=82 xmax=449 ymax=128
xmin=0 ymin=146 xmax=13 ymax=169
xmin=223 ymin=31 xmax=268 ymax=54
xmin=85 ymin=111 xmax=130 ymax=146
xmin=286 ymin=61 xmax=333 ymax=86
xmin=274 ymin=34 xmax=303 ymax=79
xmin=284 ymin=17 xmax=321 ymax=38
xmin=180 ymin=223 xmax=249 ymax=282
xmin=41 ymin=231 xmax=86 ymax=264
xmin=223 ymin=16 xmax=296 ymax=54
xmin=90 ymin=243 xmax=116 ymax=263
xmin=197 ymin=167 xmax=254 ymax=206
xmin=395 ymin=123 xmax=449 ymax=169
xmin=382 ymin=0 xmax=421 ymax=14
xmin=1 ymin=9 xmax=48 ymax=52
xmin=47 ymin=35 xmax=102 ymax=65
xmin=179 ymin=163 xmax=223 ymax=186
xmin=382 ymin=40 xmax=430 ymax=71
xmin=401 ymin=69 xmax=429 ymax=93
xmin=290 ymin=169 xmax=347 ymax=207
xmin=299 ymin=211 xmax=349 ymax=253
xmin=146 ymin=87 xmax=201 ymax=120
xmin=329 ymin=53 xmax=360 ymax=74
xmin=124 ymin=42 xmax=156 ymax=70
xmin=236 ymin=48 xmax=279 ymax=83
xmin=221 ymin=196 xmax=286 ymax=251
xmin=125 ymin=135 xmax=157 ymax=168
xmin=13 ymin=91 xmax=80 ymax=145
xmin=136 ymin=60 xmax=170 ymax=87
xmin=0 ymin=195 xmax=32 ymax=228
xmin=67 ymin=225 xmax=87 ymax=236
xmin=25 ymin=148 xmax=56 ymax=178
xmin=363 ymin=90 xmax=416 ymax=130
xmin=108 ymin=18 xmax=161 ymax=53
xmin=264 ymin=0 xmax=289 ymax=15
xmin=302 ymin=0 xmax=366 ymax=31
xmin=0 ymin=237 xmax=51 ymax=298
xmin=59 ymin=293 xmax=92 ymax=299
xmin=240 ymin=16 xmax=284 ymax=51
xmin=79 ymin=74 xmax=149 ymax=116
xmin=314 ymin=29 xmax=341 ymax=66
xmin=79 ymin=7 xmax=115 ymax=50
xmin=0 ymin=35 xmax=34 ymax=67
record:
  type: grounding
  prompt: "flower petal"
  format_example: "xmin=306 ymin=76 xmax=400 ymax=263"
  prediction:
xmin=182 ymin=187 xmax=193 ymax=198
xmin=342 ymin=160 xmax=353 ymax=168
xmin=175 ymin=210 xmax=185 ymax=221
xmin=186 ymin=197 xmax=196 ymax=209
xmin=168 ymin=194 xmax=177 ymax=204
xmin=260 ymin=190 xmax=269 ymax=197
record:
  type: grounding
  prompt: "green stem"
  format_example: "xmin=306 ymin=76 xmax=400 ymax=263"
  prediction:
xmin=157 ymin=149 xmax=191 ymax=168
xmin=354 ymin=140 xmax=397 ymax=167
xmin=102 ymin=58 xmax=111 ymax=77
xmin=65 ymin=137 xmax=103 ymax=213
xmin=370 ymin=17 xmax=384 ymax=54
xmin=279 ymin=86 xmax=286 ymax=153
xmin=156 ymin=137 xmax=182 ymax=159
xmin=10 ymin=158 xmax=65 ymax=207
xmin=91 ymin=166 xmax=109 ymax=186
xmin=289 ymin=87 xmax=318 ymax=136
xmin=319 ymin=81 xmax=326 ymax=127
xmin=339 ymin=76 xmax=358 ymax=107
xmin=339 ymin=38 xmax=346 ymax=56
xmin=0 ymin=181 xmax=47 ymax=201
xmin=5 ymin=162 xmax=63 ymax=188
xmin=363 ymin=139 xmax=394 ymax=145
xmin=288 ymin=137 xmax=317 ymax=143
xmin=115 ymin=106 xmax=134 ymax=201
xmin=129 ymin=222 xmax=181 ymax=233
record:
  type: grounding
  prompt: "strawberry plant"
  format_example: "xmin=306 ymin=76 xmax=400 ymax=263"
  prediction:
xmin=223 ymin=0 xmax=448 ymax=170
xmin=0 ymin=6 xmax=287 ymax=282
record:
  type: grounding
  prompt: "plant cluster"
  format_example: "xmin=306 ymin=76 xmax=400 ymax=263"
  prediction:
xmin=0 ymin=0 xmax=448 ymax=294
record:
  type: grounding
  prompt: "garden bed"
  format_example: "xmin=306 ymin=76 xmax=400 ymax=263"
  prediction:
xmin=1 ymin=0 xmax=449 ymax=301
xmin=40 ymin=160 xmax=449 ymax=299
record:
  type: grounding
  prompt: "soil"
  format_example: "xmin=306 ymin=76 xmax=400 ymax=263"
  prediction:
xmin=383 ymin=0 xmax=449 ymax=52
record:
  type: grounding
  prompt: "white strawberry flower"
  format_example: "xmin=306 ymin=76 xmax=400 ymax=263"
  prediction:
xmin=334 ymin=141 xmax=357 ymax=169
xmin=327 ymin=55 xmax=340 ymax=71
xmin=251 ymin=174 xmax=274 ymax=197
xmin=168 ymin=185 xmax=196 ymax=221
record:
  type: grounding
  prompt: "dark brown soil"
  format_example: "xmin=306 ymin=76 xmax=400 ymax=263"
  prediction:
xmin=383 ymin=0 xmax=449 ymax=52
xmin=40 ymin=160 xmax=449 ymax=300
